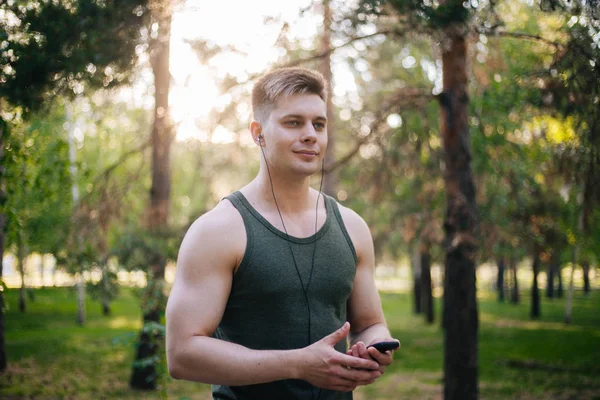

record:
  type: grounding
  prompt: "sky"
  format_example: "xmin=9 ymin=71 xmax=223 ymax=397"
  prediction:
xmin=168 ymin=0 xmax=317 ymax=142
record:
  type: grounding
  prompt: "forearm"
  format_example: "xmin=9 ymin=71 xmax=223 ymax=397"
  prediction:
xmin=168 ymin=335 xmax=301 ymax=385
xmin=349 ymin=322 xmax=391 ymax=346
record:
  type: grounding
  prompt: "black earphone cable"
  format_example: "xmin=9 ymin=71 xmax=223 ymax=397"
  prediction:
xmin=259 ymin=137 xmax=324 ymax=400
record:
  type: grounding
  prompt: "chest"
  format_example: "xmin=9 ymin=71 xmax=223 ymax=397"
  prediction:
xmin=258 ymin=209 xmax=328 ymax=238
xmin=230 ymin=234 xmax=357 ymax=308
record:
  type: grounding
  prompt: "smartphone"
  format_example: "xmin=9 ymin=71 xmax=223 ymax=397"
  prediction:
xmin=367 ymin=340 xmax=400 ymax=353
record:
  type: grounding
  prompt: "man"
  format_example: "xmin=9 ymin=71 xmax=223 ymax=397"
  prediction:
xmin=166 ymin=67 xmax=399 ymax=400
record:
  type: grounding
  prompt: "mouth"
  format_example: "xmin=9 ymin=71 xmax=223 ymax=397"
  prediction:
xmin=294 ymin=150 xmax=319 ymax=156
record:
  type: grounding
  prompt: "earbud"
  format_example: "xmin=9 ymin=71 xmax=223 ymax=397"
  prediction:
xmin=256 ymin=134 xmax=263 ymax=144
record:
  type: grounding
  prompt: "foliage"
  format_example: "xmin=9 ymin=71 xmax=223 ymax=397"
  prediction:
xmin=2 ymin=105 xmax=72 ymax=256
xmin=112 ymin=226 xmax=180 ymax=273
xmin=0 ymin=0 xmax=150 ymax=112
xmin=357 ymin=0 xmax=474 ymax=32
xmin=86 ymin=268 xmax=119 ymax=303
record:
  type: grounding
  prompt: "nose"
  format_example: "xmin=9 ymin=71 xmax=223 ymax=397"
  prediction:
xmin=301 ymin=124 xmax=317 ymax=143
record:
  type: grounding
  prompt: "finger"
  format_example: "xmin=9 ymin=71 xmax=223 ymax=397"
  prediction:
xmin=333 ymin=365 xmax=382 ymax=382
xmin=337 ymin=353 xmax=379 ymax=370
xmin=367 ymin=347 xmax=394 ymax=365
xmin=357 ymin=342 xmax=373 ymax=360
xmin=329 ymin=372 xmax=379 ymax=388
xmin=352 ymin=344 xmax=359 ymax=358
xmin=323 ymin=322 xmax=350 ymax=346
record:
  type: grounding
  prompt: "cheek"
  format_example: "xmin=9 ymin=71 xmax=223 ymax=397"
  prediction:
xmin=321 ymin=134 xmax=328 ymax=149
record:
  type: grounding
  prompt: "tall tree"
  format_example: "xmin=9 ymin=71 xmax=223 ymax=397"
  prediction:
xmin=509 ymin=257 xmax=519 ymax=304
xmin=66 ymin=105 xmax=86 ymax=325
xmin=130 ymin=0 xmax=175 ymax=390
xmin=420 ymin=239 xmax=434 ymax=324
xmin=547 ymin=251 xmax=560 ymax=298
xmin=438 ymin=9 xmax=479 ymax=398
xmin=412 ymin=241 xmax=422 ymax=314
xmin=356 ymin=1 xmax=479 ymax=396
xmin=531 ymin=251 xmax=542 ymax=318
xmin=497 ymin=257 xmax=505 ymax=302
xmin=0 ymin=0 xmax=149 ymax=372
xmin=320 ymin=0 xmax=338 ymax=196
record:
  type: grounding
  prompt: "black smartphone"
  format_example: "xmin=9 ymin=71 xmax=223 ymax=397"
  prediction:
xmin=367 ymin=340 xmax=400 ymax=353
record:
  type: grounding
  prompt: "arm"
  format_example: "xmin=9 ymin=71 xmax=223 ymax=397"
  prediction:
xmin=166 ymin=201 xmax=381 ymax=390
xmin=340 ymin=206 xmax=400 ymax=372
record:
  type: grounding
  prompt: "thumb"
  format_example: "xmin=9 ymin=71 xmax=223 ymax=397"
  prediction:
xmin=323 ymin=322 xmax=350 ymax=345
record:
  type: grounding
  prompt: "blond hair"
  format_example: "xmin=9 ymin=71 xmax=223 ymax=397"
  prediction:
xmin=252 ymin=67 xmax=328 ymax=122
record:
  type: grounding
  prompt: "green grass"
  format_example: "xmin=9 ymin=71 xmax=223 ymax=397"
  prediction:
xmin=1 ymin=285 xmax=599 ymax=399
xmin=1 ymin=287 xmax=212 ymax=400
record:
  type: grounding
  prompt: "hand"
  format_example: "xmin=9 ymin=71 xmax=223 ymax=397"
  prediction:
xmin=297 ymin=322 xmax=382 ymax=392
xmin=346 ymin=338 xmax=399 ymax=375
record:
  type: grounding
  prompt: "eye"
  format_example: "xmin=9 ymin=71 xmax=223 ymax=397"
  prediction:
xmin=285 ymin=120 xmax=301 ymax=127
xmin=313 ymin=122 xmax=326 ymax=130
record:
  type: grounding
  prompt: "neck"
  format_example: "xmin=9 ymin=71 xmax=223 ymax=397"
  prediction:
xmin=251 ymin=164 xmax=320 ymax=214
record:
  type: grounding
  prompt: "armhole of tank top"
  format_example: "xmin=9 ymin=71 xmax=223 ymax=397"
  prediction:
xmin=222 ymin=194 xmax=254 ymax=277
xmin=327 ymin=196 xmax=359 ymax=265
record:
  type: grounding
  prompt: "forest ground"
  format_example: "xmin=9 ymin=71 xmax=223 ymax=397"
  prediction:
xmin=1 ymin=278 xmax=599 ymax=399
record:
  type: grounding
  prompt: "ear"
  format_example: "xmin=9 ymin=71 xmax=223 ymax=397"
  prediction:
xmin=250 ymin=120 xmax=263 ymax=146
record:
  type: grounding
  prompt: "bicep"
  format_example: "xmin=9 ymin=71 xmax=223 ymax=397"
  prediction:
xmin=166 ymin=257 xmax=232 ymax=341
xmin=344 ymin=213 xmax=386 ymax=333
xmin=166 ymin=213 xmax=242 ymax=351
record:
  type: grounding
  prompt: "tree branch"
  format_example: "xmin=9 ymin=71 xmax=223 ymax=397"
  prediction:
xmin=325 ymin=88 xmax=434 ymax=173
xmin=76 ymin=139 xmax=151 ymax=207
xmin=221 ymin=28 xmax=408 ymax=93
xmin=484 ymin=30 xmax=562 ymax=48
xmin=283 ymin=28 xmax=406 ymax=68
xmin=91 ymin=139 xmax=151 ymax=187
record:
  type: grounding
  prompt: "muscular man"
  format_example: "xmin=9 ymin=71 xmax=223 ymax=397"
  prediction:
xmin=166 ymin=67 xmax=399 ymax=400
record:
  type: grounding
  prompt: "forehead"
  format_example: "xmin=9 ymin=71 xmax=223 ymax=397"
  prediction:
xmin=270 ymin=93 xmax=326 ymax=119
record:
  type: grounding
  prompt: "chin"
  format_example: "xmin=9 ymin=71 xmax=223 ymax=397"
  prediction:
xmin=291 ymin=163 xmax=321 ymax=177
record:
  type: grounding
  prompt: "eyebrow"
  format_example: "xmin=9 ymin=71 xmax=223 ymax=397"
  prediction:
xmin=280 ymin=114 xmax=327 ymax=122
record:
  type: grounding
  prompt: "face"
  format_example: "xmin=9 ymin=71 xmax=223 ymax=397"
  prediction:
xmin=254 ymin=93 xmax=328 ymax=177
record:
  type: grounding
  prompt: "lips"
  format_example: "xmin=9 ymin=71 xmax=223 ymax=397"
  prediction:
xmin=294 ymin=150 xmax=319 ymax=155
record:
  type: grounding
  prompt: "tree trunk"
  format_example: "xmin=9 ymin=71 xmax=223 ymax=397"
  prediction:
xmin=421 ymin=243 xmax=434 ymax=324
xmin=440 ymin=27 xmax=479 ymax=400
xmin=67 ymin=104 xmax=86 ymax=326
xmin=130 ymin=1 xmax=173 ymax=390
xmin=320 ymin=0 xmax=337 ymax=197
xmin=52 ymin=260 xmax=57 ymax=287
xmin=101 ymin=262 xmax=111 ymax=316
xmin=565 ymin=205 xmax=584 ymax=323
xmin=582 ymin=260 xmax=590 ymax=295
xmin=0 ymin=114 xmax=7 ymax=372
xmin=412 ymin=242 xmax=422 ymax=314
xmin=565 ymin=248 xmax=577 ymax=324
xmin=40 ymin=254 xmax=45 ymax=287
xmin=76 ymin=273 xmax=85 ymax=324
xmin=497 ymin=257 xmax=505 ymax=302
xmin=556 ymin=261 xmax=563 ymax=298
xmin=17 ymin=232 xmax=26 ymax=313
xmin=531 ymin=253 xmax=541 ymax=319
xmin=547 ymin=251 xmax=559 ymax=299
xmin=510 ymin=257 xmax=519 ymax=304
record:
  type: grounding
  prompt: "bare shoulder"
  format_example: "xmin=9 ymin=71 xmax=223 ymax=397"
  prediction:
xmin=335 ymin=202 xmax=373 ymax=259
xmin=336 ymin=202 xmax=371 ymax=238
xmin=177 ymin=198 xmax=246 ymax=278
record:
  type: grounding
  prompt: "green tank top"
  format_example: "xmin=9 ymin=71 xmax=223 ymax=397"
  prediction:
xmin=212 ymin=191 xmax=358 ymax=400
